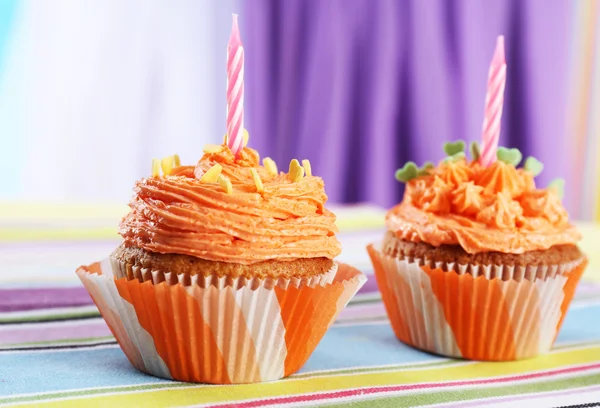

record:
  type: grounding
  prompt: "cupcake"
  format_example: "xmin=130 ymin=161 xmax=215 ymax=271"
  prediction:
xmin=367 ymin=142 xmax=587 ymax=361
xmin=77 ymin=142 xmax=366 ymax=383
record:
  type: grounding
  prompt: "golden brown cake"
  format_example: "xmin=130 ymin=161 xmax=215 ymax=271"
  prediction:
xmin=111 ymin=145 xmax=341 ymax=282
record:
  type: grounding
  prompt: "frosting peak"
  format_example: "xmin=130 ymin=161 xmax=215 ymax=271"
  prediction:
xmin=474 ymin=160 xmax=525 ymax=197
xmin=119 ymin=145 xmax=342 ymax=264
xmin=387 ymin=156 xmax=580 ymax=254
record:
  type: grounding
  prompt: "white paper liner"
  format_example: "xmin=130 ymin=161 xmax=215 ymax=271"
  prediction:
xmin=77 ymin=260 xmax=366 ymax=383
xmin=368 ymin=243 xmax=586 ymax=361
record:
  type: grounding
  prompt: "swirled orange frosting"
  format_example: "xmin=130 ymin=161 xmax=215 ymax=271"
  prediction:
xmin=387 ymin=159 xmax=581 ymax=254
xmin=119 ymin=146 xmax=341 ymax=264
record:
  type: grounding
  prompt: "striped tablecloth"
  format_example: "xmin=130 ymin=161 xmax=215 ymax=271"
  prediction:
xmin=1 ymin=203 xmax=599 ymax=407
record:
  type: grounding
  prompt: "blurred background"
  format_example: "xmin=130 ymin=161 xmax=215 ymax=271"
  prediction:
xmin=0 ymin=0 xmax=598 ymax=219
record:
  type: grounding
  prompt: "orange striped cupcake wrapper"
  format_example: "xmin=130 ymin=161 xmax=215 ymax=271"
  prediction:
xmin=76 ymin=260 xmax=366 ymax=384
xmin=367 ymin=244 xmax=587 ymax=361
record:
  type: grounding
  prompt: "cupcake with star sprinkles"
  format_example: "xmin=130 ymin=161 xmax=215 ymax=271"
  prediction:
xmin=77 ymin=139 xmax=366 ymax=384
xmin=76 ymin=14 xmax=365 ymax=384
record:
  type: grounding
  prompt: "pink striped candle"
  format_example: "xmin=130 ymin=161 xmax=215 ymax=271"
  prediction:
xmin=227 ymin=14 xmax=244 ymax=157
xmin=479 ymin=36 xmax=507 ymax=167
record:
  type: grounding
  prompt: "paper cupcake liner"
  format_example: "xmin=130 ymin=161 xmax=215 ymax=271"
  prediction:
xmin=76 ymin=260 xmax=366 ymax=384
xmin=367 ymin=244 xmax=587 ymax=361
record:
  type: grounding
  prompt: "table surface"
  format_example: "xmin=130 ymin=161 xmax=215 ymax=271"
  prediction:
xmin=1 ymin=203 xmax=599 ymax=407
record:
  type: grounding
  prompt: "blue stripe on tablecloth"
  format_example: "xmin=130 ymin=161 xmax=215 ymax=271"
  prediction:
xmin=0 ymin=324 xmax=443 ymax=396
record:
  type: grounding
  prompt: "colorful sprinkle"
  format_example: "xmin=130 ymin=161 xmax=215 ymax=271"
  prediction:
xmin=497 ymin=147 xmax=522 ymax=166
xmin=548 ymin=178 xmax=565 ymax=199
xmin=524 ymin=156 xmax=544 ymax=176
xmin=200 ymin=164 xmax=223 ymax=183
xmin=218 ymin=174 xmax=233 ymax=194
xmin=288 ymin=159 xmax=305 ymax=182
xmin=302 ymin=159 xmax=312 ymax=176
xmin=470 ymin=141 xmax=481 ymax=161
xmin=161 ymin=156 xmax=175 ymax=176
xmin=173 ymin=154 xmax=181 ymax=167
xmin=443 ymin=152 xmax=466 ymax=163
xmin=243 ymin=129 xmax=250 ymax=147
xmin=250 ymin=168 xmax=264 ymax=193
xmin=203 ymin=144 xmax=225 ymax=154
xmin=417 ymin=161 xmax=434 ymax=176
xmin=444 ymin=140 xmax=466 ymax=156
xmin=263 ymin=157 xmax=278 ymax=177
xmin=395 ymin=162 xmax=418 ymax=183
xmin=151 ymin=159 xmax=160 ymax=177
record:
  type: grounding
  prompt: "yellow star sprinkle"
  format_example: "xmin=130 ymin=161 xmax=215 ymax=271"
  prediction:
xmin=173 ymin=154 xmax=181 ymax=167
xmin=288 ymin=159 xmax=305 ymax=182
xmin=200 ymin=164 xmax=223 ymax=183
xmin=302 ymin=159 xmax=312 ymax=177
xmin=250 ymin=168 xmax=264 ymax=193
xmin=263 ymin=157 xmax=278 ymax=177
xmin=161 ymin=156 xmax=175 ymax=176
xmin=218 ymin=174 xmax=233 ymax=194
xmin=151 ymin=158 xmax=161 ymax=177
xmin=223 ymin=133 xmax=228 ymax=144
xmin=243 ymin=129 xmax=250 ymax=147
xmin=203 ymin=144 xmax=225 ymax=154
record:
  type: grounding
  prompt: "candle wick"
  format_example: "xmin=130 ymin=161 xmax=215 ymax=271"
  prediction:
xmin=492 ymin=35 xmax=505 ymax=65
xmin=230 ymin=13 xmax=241 ymax=42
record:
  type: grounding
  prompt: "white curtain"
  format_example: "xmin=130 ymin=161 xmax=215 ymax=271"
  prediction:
xmin=0 ymin=0 xmax=239 ymax=203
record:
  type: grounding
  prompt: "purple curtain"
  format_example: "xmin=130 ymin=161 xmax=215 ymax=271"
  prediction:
xmin=243 ymin=0 xmax=574 ymax=211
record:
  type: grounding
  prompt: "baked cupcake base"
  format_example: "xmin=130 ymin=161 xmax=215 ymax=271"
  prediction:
xmin=77 ymin=257 xmax=366 ymax=384
xmin=368 ymin=233 xmax=587 ymax=361
xmin=112 ymin=244 xmax=335 ymax=280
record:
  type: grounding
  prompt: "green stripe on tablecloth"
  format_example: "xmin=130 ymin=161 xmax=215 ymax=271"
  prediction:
xmin=289 ymin=359 xmax=461 ymax=379
xmin=0 ymin=228 xmax=120 ymax=242
xmin=321 ymin=372 xmax=600 ymax=408
xmin=1 ymin=336 xmax=115 ymax=349
xmin=0 ymin=310 xmax=100 ymax=324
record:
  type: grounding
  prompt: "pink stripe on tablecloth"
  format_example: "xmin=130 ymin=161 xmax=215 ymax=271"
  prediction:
xmin=0 ymin=287 xmax=93 ymax=312
xmin=337 ymin=302 xmax=386 ymax=321
xmin=0 ymin=319 xmax=110 ymax=344
xmin=212 ymin=363 xmax=600 ymax=407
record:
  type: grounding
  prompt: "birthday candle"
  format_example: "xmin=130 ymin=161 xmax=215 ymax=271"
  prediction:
xmin=479 ymin=36 xmax=507 ymax=167
xmin=226 ymin=14 xmax=244 ymax=157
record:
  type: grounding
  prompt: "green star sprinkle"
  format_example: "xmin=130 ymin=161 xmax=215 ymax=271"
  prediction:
xmin=548 ymin=178 xmax=565 ymax=199
xmin=497 ymin=147 xmax=522 ymax=166
xmin=444 ymin=140 xmax=466 ymax=156
xmin=443 ymin=152 xmax=466 ymax=163
xmin=395 ymin=161 xmax=418 ymax=183
xmin=470 ymin=141 xmax=481 ymax=161
xmin=524 ymin=156 xmax=544 ymax=176
xmin=417 ymin=161 xmax=434 ymax=176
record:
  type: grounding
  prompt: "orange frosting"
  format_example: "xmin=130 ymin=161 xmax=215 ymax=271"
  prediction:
xmin=119 ymin=146 xmax=341 ymax=264
xmin=387 ymin=159 xmax=581 ymax=254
